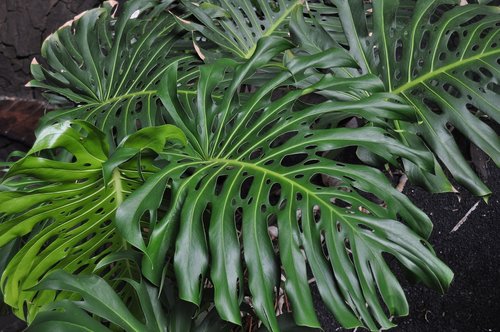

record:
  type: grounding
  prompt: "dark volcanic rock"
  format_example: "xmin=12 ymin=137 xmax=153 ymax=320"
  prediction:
xmin=0 ymin=98 xmax=48 ymax=161
xmin=0 ymin=0 xmax=100 ymax=98
xmin=0 ymin=98 xmax=47 ymax=144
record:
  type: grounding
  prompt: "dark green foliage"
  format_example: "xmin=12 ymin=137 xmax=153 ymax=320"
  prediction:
xmin=1 ymin=0 xmax=498 ymax=331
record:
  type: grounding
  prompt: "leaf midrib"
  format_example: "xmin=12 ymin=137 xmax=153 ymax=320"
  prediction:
xmin=392 ymin=48 xmax=500 ymax=94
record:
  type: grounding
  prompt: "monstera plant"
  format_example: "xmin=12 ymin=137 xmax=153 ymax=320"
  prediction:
xmin=0 ymin=0 xmax=498 ymax=331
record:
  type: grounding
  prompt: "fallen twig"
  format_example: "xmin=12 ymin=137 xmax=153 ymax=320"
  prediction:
xmin=451 ymin=201 xmax=480 ymax=233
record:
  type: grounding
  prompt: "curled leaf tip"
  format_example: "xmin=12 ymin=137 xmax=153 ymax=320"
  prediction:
xmin=60 ymin=11 xmax=89 ymax=29
xmin=193 ymin=41 xmax=206 ymax=61
xmin=177 ymin=16 xmax=191 ymax=25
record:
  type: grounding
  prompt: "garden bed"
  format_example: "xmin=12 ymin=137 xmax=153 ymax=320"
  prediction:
xmin=0 ymin=1 xmax=499 ymax=331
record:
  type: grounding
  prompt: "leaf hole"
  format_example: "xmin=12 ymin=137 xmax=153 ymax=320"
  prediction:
xmin=215 ymin=175 xmax=228 ymax=196
xmin=394 ymin=39 xmax=403 ymax=62
xmin=343 ymin=175 xmax=355 ymax=182
xmin=73 ymin=264 xmax=90 ymax=275
xmin=281 ymin=153 xmax=308 ymax=167
xmin=332 ymin=198 xmax=351 ymax=208
xmin=466 ymin=103 xmax=479 ymax=114
xmin=423 ymin=98 xmax=443 ymax=114
xmin=487 ymin=82 xmax=500 ymax=94
xmin=358 ymin=224 xmax=374 ymax=232
xmin=269 ymin=131 xmax=298 ymax=149
xmin=258 ymin=117 xmax=281 ymax=137
xmin=245 ymin=109 xmax=264 ymax=129
xmin=446 ymin=31 xmax=460 ymax=52
xmin=429 ymin=79 xmax=439 ymax=87
xmin=100 ymin=219 xmax=112 ymax=228
xmin=269 ymin=183 xmax=281 ymax=206
xmin=459 ymin=14 xmax=486 ymax=27
xmin=479 ymin=27 xmax=493 ymax=39
xmin=479 ymin=67 xmax=493 ymax=78
xmin=195 ymin=174 xmax=208 ymax=190
xmin=420 ymin=30 xmax=430 ymax=49
xmin=465 ymin=70 xmax=481 ymax=82
xmin=249 ymin=147 xmax=264 ymax=160
xmin=429 ymin=4 xmax=455 ymax=24
xmin=236 ymin=142 xmax=249 ymax=155
xmin=442 ymin=83 xmax=462 ymax=98
xmin=304 ymin=159 xmax=320 ymax=166
xmin=240 ymin=176 xmax=254 ymax=199
xmin=180 ymin=167 xmax=196 ymax=179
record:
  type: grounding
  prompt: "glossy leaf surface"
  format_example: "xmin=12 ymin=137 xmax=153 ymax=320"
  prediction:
xmin=29 ymin=271 xmax=232 ymax=332
xmin=0 ymin=121 xmax=184 ymax=321
xmin=178 ymin=0 xmax=304 ymax=59
xmin=29 ymin=271 xmax=166 ymax=332
xmin=29 ymin=0 xmax=199 ymax=145
xmin=116 ymin=38 xmax=453 ymax=331
xmin=295 ymin=0 xmax=500 ymax=196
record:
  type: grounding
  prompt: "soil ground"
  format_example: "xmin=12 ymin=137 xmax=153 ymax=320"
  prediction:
xmin=315 ymin=159 xmax=500 ymax=332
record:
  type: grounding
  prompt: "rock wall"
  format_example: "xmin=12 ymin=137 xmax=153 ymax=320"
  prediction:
xmin=0 ymin=0 xmax=100 ymax=98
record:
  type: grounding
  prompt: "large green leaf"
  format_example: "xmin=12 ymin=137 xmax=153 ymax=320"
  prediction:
xmin=177 ymin=0 xmax=347 ymax=63
xmin=177 ymin=0 xmax=304 ymax=59
xmin=290 ymin=5 xmax=455 ymax=194
xmin=29 ymin=271 xmax=168 ymax=332
xmin=116 ymin=37 xmax=453 ymax=331
xmin=0 ymin=121 xmax=185 ymax=321
xmin=296 ymin=0 xmax=500 ymax=196
xmin=28 ymin=271 xmax=232 ymax=332
xmin=29 ymin=0 xmax=199 ymax=146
